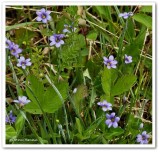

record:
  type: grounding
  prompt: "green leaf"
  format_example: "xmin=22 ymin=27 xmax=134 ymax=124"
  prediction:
xmin=140 ymin=6 xmax=152 ymax=13
xmin=126 ymin=18 xmax=136 ymax=40
xmin=24 ymin=75 xmax=44 ymax=114
xmin=86 ymin=30 xmax=98 ymax=40
xmin=133 ymin=13 xmax=152 ymax=29
xmin=42 ymin=82 xmax=68 ymax=113
xmin=101 ymin=68 xmax=118 ymax=101
xmin=111 ymin=75 xmax=137 ymax=96
xmin=105 ymin=128 xmax=124 ymax=140
xmin=15 ymin=113 xmax=25 ymax=136
xmin=6 ymin=125 xmax=17 ymax=140
xmin=6 ymin=22 xmax=40 ymax=31
xmin=24 ymin=75 xmax=69 ymax=114
xmin=75 ymin=117 xmax=83 ymax=134
xmin=40 ymin=28 xmax=53 ymax=36
xmin=73 ymin=84 xmax=88 ymax=113
xmin=135 ymin=25 xmax=147 ymax=49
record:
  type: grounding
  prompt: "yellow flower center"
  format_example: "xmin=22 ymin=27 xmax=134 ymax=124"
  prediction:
xmin=42 ymin=14 xmax=46 ymax=19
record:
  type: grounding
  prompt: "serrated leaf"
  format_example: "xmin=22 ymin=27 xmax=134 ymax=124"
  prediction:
xmin=111 ymin=75 xmax=137 ymax=96
xmin=6 ymin=125 xmax=17 ymax=140
xmin=133 ymin=13 xmax=152 ymax=29
xmin=15 ymin=113 xmax=25 ymax=136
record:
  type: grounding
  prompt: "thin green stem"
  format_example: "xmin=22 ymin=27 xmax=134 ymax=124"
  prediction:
xmin=45 ymin=75 xmax=70 ymax=142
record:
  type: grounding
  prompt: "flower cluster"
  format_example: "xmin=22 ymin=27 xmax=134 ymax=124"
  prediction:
xmin=36 ymin=8 xmax=51 ymax=23
xmin=6 ymin=38 xmax=22 ymax=58
xmin=6 ymin=38 xmax=32 ymax=69
xmin=36 ymin=8 xmax=66 ymax=48
xmin=13 ymin=96 xmax=31 ymax=107
xmin=103 ymin=54 xmax=132 ymax=69
xmin=119 ymin=12 xmax=133 ymax=19
xmin=5 ymin=110 xmax=16 ymax=124
xmin=97 ymin=100 xmax=120 ymax=128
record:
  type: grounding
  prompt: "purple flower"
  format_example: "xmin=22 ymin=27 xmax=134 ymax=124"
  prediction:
xmin=6 ymin=38 xmax=13 ymax=49
xmin=136 ymin=131 xmax=149 ymax=144
xmin=49 ymin=34 xmax=65 ymax=48
xmin=125 ymin=54 xmax=132 ymax=64
xmin=17 ymin=56 xmax=32 ymax=69
xmin=8 ymin=42 xmax=22 ymax=58
xmin=36 ymin=8 xmax=51 ymax=23
xmin=13 ymin=96 xmax=31 ymax=106
xmin=103 ymin=55 xmax=118 ymax=69
xmin=97 ymin=100 xmax=112 ymax=111
xmin=105 ymin=112 xmax=120 ymax=128
xmin=119 ymin=12 xmax=133 ymax=19
xmin=6 ymin=111 xmax=16 ymax=124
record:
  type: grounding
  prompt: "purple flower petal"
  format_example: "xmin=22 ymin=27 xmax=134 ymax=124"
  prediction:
xmin=108 ymin=122 xmax=112 ymax=128
xmin=102 ymin=107 xmax=108 ymax=111
xmin=110 ymin=112 xmax=115 ymax=117
xmin=115 ymin=117 xmax=120 ymax=122
xmin=36 ymin=16 xmax=42 ymax=21
xmin=105 ymin=119 xmax=111 ymax=125
xmin=113 ymin=122 xmax=118 ymax=128
xmin=109 ymin=55 xmax=114 ymax=61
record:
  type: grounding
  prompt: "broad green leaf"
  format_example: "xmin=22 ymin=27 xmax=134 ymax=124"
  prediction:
xmin=42 ymin=82 xmax=68 ymax=113
xmin=140 ymin=6 xmax=152 ymax=13
xmin=25 ymin=75 xmax=69 ymax=114
xmin=6 ymin=125 xmax=17 ymax=140
xmin=24 ymin=75 xmax=44 ymax=114
xmin=73 ymin=84 xmax=88 ymax=113
xmin=105 ymin=128 xmax=124 ymax=140
xmin=133 ymin=13 xmax=152 ymax=29
xmin=15 ymin=113 xmax=25 ymax=136
xmin=101 ymin=68 xmax=118 ymax=101
xmin=6 ymin=22 xmax=40 ymax=31
xmin=111 ymin=75 xmax=137 ymax=96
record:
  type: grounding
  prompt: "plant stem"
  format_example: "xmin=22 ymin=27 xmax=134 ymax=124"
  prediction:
xmin=45 ymin=75 xmax=70 ymax=142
